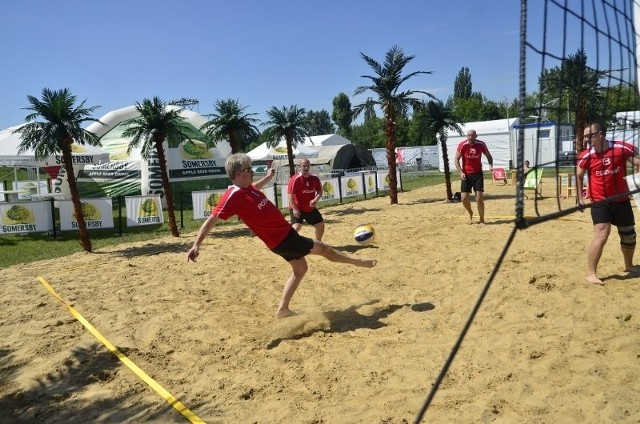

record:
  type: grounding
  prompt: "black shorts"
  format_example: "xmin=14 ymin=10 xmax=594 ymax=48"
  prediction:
xmin=590 ymin=200 xmax=635 ymax=226
xmin=461 ymin=172 xmax=485 ymax=193
xmin=290 ymin=208 xmax=324 ymax=226
xmin=271 ymin=228 xmax=315 ymax=261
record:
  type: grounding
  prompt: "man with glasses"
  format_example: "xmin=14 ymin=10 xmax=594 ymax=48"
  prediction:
xmin=576 ymin=122 xmax=640 ymax=285
xmin=187 ymin=153 xmax=377 ymax=318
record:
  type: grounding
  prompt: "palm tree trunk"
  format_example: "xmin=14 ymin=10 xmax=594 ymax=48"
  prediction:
xmin=286 ymin=136 xmax=295 ymax=177
xmin=154 ymin=136 xmax=180 ymax=237
xmin=439 ymin=134 xmax=454 ymax=200
xmin=229 ymin=130 xmax=239 ymax=154
xmin=385 ymin=111 xmax=398 ymax=204
xmin=62 ymin=137 xmax=92 ymax=252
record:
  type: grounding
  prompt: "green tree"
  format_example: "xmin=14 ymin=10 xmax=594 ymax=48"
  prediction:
xmin=121 ymin=97 xmax=211 ymax=237
xmin=200 ymin=98 xmax=260 ymax=154
xmin=16 ymin=88 xmax=102 ymax=252
xmin=353 ymin=45 xmax=433 ymax=204
xmin=539 ymin=48 xmax=605 ymax=152
xmin=421 ymin=100 xmax=464 ymax=200
xmin=332 ymin=92 xmax=353 ymax=137
xmin=262 ymin=105 xmax=309 ymax=177
xmin=305 ymin=109 xmax=335 ymax=135
xmin=454 ymin=67 xmax=473 ymax=99
xmin=350 ymin=116 xmax=384 ymax=148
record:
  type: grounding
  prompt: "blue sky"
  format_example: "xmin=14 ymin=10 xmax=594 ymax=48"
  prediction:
xmin=0 ymin=0 xmax=522 ymax=130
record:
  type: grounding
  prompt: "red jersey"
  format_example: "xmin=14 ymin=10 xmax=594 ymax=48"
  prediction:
xmin=288 ymin=173 xmax=322 ymax=212
xmin=577 ymin=140 xmax=636 ymax=202
xmin=212 ymin=184 xmax=291 ymax=248
xmin=457 ymin=139 xmax=490 ymax=174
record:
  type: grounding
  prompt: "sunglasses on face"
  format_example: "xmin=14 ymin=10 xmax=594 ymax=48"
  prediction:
xmin=239 ymin=167 xmax=254 ymax=173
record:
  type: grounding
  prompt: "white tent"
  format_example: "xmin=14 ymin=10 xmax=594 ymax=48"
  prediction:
xmin=77 ymin=105 xmax=232 ymax=198
xmin=0 ymin=124 xmax=111 ymax=197
xmin=0 ymin=124 xmax=111 ymax=168
xmin=247 ymin=133 xmax=350 ymax=162
xmin=439 ymin=118 xmax=516 ymax=172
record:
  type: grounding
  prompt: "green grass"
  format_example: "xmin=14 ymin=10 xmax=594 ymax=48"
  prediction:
xmin=0 ymin=171 xmax=446 ymax=268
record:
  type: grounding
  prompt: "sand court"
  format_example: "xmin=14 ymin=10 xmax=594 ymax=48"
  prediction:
xmin=1 ymin=181 xmax=639 ymax=423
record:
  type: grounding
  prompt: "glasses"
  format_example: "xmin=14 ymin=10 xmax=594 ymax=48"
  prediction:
xmin=239 ymin=167 xmax=254 ymax=174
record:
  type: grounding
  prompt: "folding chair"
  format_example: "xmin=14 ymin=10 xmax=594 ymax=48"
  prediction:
xmin=524 ymin=168 xmax=543 ymax=199
xmin=491 ymin=167 xmax=508 ymax=185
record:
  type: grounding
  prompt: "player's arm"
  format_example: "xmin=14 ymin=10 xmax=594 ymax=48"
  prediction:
xmin=484 ymin=150 xmax=494 ymax=171
xmin=454 ymin=150 xmax=465 ymax=179
xmin=254 ymin=168 xmax=276 ymax=190
xmin=187 ymin=214 xmax=220 ymax=262
xmin=310 ymin=179 xmax=323 ymax=208
xmin=576 ymin=165 xmax=586 ymax=207
xmin=628 ymin=155 xmax=640 ymax=173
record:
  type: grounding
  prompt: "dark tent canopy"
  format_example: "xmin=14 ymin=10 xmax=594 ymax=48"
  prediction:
xmin=329 ymin=144 xmax=377 ymax=170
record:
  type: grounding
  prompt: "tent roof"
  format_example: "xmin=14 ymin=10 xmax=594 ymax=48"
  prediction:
xmin=283 ymin=144 xmax=376 ymax=170
xmin=455 ymin=118 xmax=519 ymax=135
xmin=85 ymin=105 xmax=232 ymax=162
xmin=247 ymin=134 xmax=351 ymax=162
xmin=0 ymin=124 xmax=111 ymax=167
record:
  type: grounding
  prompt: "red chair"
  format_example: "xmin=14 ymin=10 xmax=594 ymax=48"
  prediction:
xmin=491 ymin=168 xmax=508 ymax=185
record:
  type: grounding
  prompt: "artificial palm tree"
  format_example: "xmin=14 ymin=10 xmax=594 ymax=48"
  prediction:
xmin=121 ymin=97 xmax=211 ymax=237
xmin=420 ymin=100 xmax=464 ymax=201
xmin=200 ymin=98 xmax=260 ymax=154
xmin=262 ymin=105 xmax=309 ymax=176
xmin=16 ymin=88 xmax=102 ymax=252
xmin=540 ymin=48 xmax=605 ymax=152
xmin=353 ymin=45 xmax=433 ymax=204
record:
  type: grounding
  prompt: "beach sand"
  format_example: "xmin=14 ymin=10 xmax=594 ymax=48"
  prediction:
xmin=1 ymin=180 xmax=639 ymax=423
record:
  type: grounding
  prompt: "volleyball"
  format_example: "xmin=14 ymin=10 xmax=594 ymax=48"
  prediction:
xmin=353 ymin=224 xmax=375 ymax=245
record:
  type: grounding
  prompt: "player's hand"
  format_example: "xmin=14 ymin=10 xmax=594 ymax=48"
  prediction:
xmin=187 ymin=246 xmax=200 ymax=262
xmin=267 ymin=168 xmax=276 ymax=178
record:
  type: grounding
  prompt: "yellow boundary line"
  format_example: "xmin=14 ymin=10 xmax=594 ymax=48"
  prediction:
xmin=37 ymin=276 xmax=205 ymax=424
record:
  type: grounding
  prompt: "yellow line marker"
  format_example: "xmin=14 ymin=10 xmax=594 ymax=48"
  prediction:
xmin=37 ymin=276 xmax=205 ymax=424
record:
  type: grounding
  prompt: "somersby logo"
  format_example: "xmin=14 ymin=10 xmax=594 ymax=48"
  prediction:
xmin=2 ymin=205 xmax=37 ymax=233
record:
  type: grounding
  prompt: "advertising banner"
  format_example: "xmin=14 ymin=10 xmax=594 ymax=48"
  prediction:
xmin=192 ymin=190 xmax=226 ymax=219
xmin=319 ymin=178 xmax=340 ymax=203
xmin=341 ymin=173 xmax=365 ymax=199
xmin=363 ymin=171 xmax=377 ymax=194
xmin=58 ymin=198 xmax=114 ymax=231
xmin=125 ymin=195 xmax=164 ymax=227
xmin=0 ymin=201 xmax=53 ymax=234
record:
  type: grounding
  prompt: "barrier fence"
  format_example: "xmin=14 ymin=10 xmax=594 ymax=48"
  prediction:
xmin=0 ymin=169 xmax=402 ymax=237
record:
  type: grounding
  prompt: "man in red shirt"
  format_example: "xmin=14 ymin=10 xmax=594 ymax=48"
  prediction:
xmin=288 ymin=158 xmax=325 ymax=240
xmin=454 ymin=129 xmax=494 ymax=224
xmin=576 ymin=122 xmax=640 ymax=285
xmin=187 ymin=153 xmax=377 ymax=318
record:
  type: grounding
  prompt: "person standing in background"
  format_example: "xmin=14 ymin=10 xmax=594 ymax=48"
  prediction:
xmin=454 ymin=129 xmax=494 ymax=224
xmin=288 ymin=158 xmax=325 ymax=240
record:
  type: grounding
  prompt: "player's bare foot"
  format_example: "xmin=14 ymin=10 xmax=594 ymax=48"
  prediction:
xmin=624 ymin=265 xmax=640 ymax=274
xmin=585 ymin=274 xmax=604 ymax=286
xmin=275 ymin=309 xmax=297 ymax=319
xmin=359 ymin=259 xmax=377 ymax=268
xmin=478 ymin=220 xmax=486 ymax=225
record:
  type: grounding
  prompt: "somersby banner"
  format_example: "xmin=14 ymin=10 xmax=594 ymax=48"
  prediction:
xmin=125 ymin=195 xmax=164 ymax=227
xmin=58 ymin=198 xmax=114 ymax=231
xmin=0 ymin=201 xmax=53 ymax=234
xmin=192 ymin=185 xmax=277 ymax=219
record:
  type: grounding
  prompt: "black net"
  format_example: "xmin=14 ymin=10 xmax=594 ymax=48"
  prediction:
xmin=516 ymin=0 xmax=640 ymax=228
